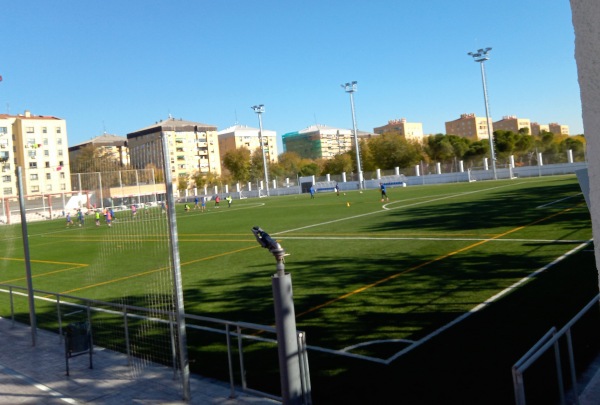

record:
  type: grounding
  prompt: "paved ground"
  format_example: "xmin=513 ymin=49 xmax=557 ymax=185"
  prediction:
xmin=0 ymin=318 xmax=279 ymax=404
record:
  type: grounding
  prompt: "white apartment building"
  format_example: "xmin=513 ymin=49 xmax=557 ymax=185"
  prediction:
xmin=0 ymin=111 xmax=71 ymax=197
xmin=217 ymin=125 xmax=278 ymax=163
xmin=282 ymin=124 xmax=355 ymax=159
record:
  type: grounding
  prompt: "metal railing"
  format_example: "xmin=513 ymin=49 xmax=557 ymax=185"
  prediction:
xmin=0 ymin=283 xmax=312 ymax=404
xmin=512 ymin=293 xmax=600 ymax=405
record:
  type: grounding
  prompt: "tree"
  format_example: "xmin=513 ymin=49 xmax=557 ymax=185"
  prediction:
xmin=222 ymin=147 xmax=251 ymax=183
xmin=368 ymin=133 xmax=424 ymax=170
xmin=322 ymin=153 xmax=354 ymax=174
xmin=71 ymin=144 xmax=124 ymax=173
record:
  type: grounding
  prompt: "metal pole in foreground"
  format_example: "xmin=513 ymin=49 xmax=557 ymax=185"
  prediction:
xmin=17 ymin=166 xmax=37 ymax=346
xmin=160 ymin=132 xmax=191 ymax=401
xmin=251 ymin=105 xmax=270 ymax=197
xmin=468 ymin=47 xmax=497 ymax=180
xmin=252 ymin=227 xmax=303 ymax=405
xmin=341 ymin=81 xmax=363 ymax=189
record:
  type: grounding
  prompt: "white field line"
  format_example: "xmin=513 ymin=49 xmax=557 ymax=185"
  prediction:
xmin=536 ymin=193 xmax=582 ymax=209
xmin=275 ymin=182 xmax=523 ymax=235
xmin=279 ymin=236 xmax=588 ymax=243
xmin=381 ymin=239 xmax=593 ymax=364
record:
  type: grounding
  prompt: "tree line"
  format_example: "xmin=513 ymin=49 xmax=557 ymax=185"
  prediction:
xmin=71 ymin=130 xmax=585 ymax=192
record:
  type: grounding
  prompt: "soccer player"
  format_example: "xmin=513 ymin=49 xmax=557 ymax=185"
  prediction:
xmin=194 ymin=195 xmax=199 ymax=210
xmin=380 ymin=183 xmax=389 ymax=202
xmin=66 ymin=212 xmax=73 ymax=227
xmin=77 ymin=209 xmax=84 ymax=227
xmin=226 ymin=195 xmax=232 ymax=208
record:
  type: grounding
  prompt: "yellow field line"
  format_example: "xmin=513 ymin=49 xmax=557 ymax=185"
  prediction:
xmin=2 ymin=265 xmax=88 ymax=284
xmin=295 ymin=206 xmax=576 ymax=319
xmin=58 ymin=245 xmax=258 ymax=295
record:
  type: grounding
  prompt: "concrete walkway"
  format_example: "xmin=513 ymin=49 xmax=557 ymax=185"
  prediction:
xmin=0 ymin=318 xmax=279 ymax=404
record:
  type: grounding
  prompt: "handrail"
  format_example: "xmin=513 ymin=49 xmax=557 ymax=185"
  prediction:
xmin=512 ymin=293 xmax=600 ymax=405
xmin=0 ymin=283 xmax=312 ymax=403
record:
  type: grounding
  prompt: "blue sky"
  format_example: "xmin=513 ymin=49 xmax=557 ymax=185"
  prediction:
xmin=0 ymin=0 xmax=582 ymax=152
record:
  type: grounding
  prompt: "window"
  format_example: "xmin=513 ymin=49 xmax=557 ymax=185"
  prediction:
xmin=56 ymin=127 xmax=62 ymax=134
xmin=58 ymin=150 xmax=63 ymax=156
xmin=43 ymin=138 xmax=48 ymax=145
xmin=46 ymin=173 xmax=51 ymax=180
xmin=44 ymin=150 xmax=49 ymax=157
xmin=59 ymin=172 xmax=65 ymax=179
xmin=29 ymin=162 xmax=37 ymax=169
xmin=45 ymin=184 xmax=52 ymax=192
xmin=31 ymin=185 xmax=39 ymax=193
xmin=57 ymin=138 xmax=63 ymax=145
xmin=3 ymin=187 xmax=12 ymax=195
xmin=0 ymin=127 xmax=7 ymax=134
xmin=60 ymin=183 xmax=66 ymax=191
xmin=45 ymin=162 xmax=50 ymax=168
xmin=30 ymin=174 xmax=38 ymax=180
xmin=28 ymin=150 xmax=36 ymax=158
xmin=2 ymin=175 xmax=10 ymax=183
xmin=26 ymin=127 xmax=34 ymax=133
xmin=42 ymin=127 xmax=47 ymax=134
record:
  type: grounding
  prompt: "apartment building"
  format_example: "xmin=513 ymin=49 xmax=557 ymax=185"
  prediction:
xmin=217 ymin=125 xmax=278 ymax=163
xmin=127 ymin=117 xmax=221 ymax=188
xmin=68 ymin=133 xmax=130 ymax=168
xmin=0 ymin=111 xmax=71 ymax=197
xmin=492 ymin=115 xmax=531 ymax=134
xmin=530 ymin=122 xmax=550 ymax=136
xmin=445 ymin=113 xmax=491 ymax=141
xmin=282 ymin=124 xmax=355 ymax=159
xmin=373 ymin=118 xmax=424 ymax=142
xmin=548 ymin=123 xmax=570 ymax=136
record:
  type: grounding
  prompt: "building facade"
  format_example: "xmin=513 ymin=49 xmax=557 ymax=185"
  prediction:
xmin=282 ymin=124 xmax=355 ymax=159
xmin=492 ymin=115 xmax=532 ymax=134
xmin=0 ymin=111 xmax=71 ymax=197
xmin=68 ymin=133 xmax=130 ymax=168
xmin=445 ymin=113 xmax=492 ymax=141
xmin=548 ymin=123 xmax=570 ymax=136
xmin=373 ymin=118 xmax=424 ymax=141
xmin=217 ymin=125 xmax=278 ymax=163
xmin=530 ymin=122 xmax=550 ymax=136
xmin=127 ymin=117 xmax=221 ymax=188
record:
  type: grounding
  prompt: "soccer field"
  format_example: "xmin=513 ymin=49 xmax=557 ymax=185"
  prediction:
xmin=0 ymin=174 xmax=591 ymax=366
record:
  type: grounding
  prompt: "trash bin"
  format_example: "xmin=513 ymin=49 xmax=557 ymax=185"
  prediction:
xmin=66 ymin=322 xmax=90 ymax=353
xmin=65 ymin=321 xmax=93 ymax=376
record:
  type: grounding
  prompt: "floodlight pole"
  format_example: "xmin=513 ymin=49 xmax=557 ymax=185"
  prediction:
xmin=252 ymin=227 xmax=304 ymax=405
xmin=468 ymin=47 xmax=497 ymax=180
xmin=251 ymin=105 xmax=270 ymax=196
xmin=341 ymin=81 xmax=363 ymax=189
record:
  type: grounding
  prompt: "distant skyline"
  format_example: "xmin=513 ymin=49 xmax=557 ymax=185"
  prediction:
xmin=0 ymin=1 xmax=583 ymax=152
